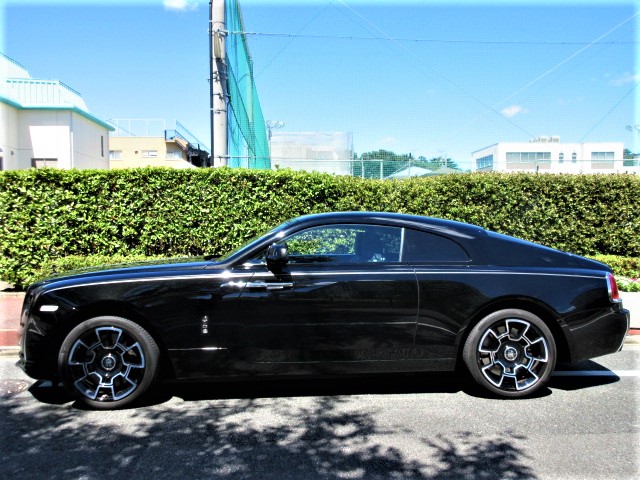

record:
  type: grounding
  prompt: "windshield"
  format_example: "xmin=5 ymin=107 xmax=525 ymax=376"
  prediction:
xmin=214 ymin=220 xmax=292 ymax=262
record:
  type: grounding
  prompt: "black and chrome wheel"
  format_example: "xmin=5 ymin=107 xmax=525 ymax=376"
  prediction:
xmin=463 ymin=309 xmax=556 ymax=397
xmin=58 ymin=316 xmax=159 ymax=409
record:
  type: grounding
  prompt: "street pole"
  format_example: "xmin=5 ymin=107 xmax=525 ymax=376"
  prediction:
xmin=211 ymin=0 xmax=228 ymax=167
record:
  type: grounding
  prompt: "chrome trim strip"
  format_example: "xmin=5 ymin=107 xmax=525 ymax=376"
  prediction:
xmin=44 ymin=268 xmax=603 ymax=293
xmin=44 ymin=272 xmax=255 ymax=293
xmin=413 ymin=271 xmax=602 ymax=279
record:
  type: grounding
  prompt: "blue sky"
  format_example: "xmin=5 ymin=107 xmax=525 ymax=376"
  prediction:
xmin=2 ymin=0 xmax=638 ymax=169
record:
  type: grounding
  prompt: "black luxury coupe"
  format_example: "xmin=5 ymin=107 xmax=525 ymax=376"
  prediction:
xmin=18 ymin=212 xmax=629 ymax=408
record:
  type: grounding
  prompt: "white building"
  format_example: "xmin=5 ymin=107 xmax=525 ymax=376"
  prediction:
xmin=472 ymin=137 xmax=637 ymax=174
xmin=0 ymin=53 xmax=113 ymax=170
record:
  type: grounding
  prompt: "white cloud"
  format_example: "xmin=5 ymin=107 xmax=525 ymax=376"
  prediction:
xmin=609 ymin=72 xmax=640 ymax=87
xmin=501 ymin=105 xmax=528 ymax=118
xmin=163 ymin=0 xmax=198 ymax=11
xmin=379 ymin=136 xmax=396 ymax=148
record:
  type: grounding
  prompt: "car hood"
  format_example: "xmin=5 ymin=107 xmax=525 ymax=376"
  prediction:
xmin=32 ymin=257 xmax=216 ymax=289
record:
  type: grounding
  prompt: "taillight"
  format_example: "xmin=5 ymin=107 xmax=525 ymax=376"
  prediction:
xmin=606 ymin=273 xmax=621 ymax=303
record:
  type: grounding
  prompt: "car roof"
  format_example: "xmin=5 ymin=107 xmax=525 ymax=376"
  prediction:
xmin=285 ymin=211 xmax=486 ymax=239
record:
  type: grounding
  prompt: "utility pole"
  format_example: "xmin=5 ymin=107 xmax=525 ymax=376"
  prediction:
xmin=210 ymin=0 xmax=228 ymax=167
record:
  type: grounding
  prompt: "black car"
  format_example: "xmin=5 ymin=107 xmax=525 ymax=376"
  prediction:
xmin=18 ymin=212 xmax=629 ymax=408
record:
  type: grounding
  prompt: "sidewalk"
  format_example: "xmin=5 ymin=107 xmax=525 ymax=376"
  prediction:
xmin=0 ymin=291 xmax=23 ymax=353
xmin=1 ymin=288 xmax=639 ymax=354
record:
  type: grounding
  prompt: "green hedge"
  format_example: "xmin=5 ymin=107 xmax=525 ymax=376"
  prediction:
xmin=1 ymin=168 xmax=639 ymax=287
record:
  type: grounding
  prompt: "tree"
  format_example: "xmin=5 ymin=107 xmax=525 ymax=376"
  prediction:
xmin=415 ymin=156 xmax=460 ymax=171
xmin=352 ymin=150 xmax=461 ymax=178
xmin=352 ymin=150 xmax=412 ymax=179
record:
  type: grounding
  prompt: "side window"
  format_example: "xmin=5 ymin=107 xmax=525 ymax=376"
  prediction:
xmin=280 ymin=224 xmax=402 ymax=264
xmin=401 ymin=228 xmax=469 ymax=263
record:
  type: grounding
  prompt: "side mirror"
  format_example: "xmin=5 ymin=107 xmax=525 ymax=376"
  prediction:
xmin=266 ymin=243 xmax=289 ymax=271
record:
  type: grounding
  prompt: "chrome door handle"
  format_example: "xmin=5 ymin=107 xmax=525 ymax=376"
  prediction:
xmin=245 ymin=281 xmax=294 ymax=290
xmin=221 ymin=281 xmax=246 ymax=289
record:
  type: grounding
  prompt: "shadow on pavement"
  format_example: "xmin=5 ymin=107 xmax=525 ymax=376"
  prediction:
xmin=4 ymin=377 xmax=538 ymax=480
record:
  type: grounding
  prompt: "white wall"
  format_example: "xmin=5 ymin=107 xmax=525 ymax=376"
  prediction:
xmin=71 ymin=113 xmax=109 ymax=169
xmin=1 ymin=107 xmax=110 ymax=170
xmin=0 ymin=102 xmax=20 ymax=169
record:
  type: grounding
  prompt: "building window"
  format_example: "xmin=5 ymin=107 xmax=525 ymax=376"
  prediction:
xmin=101 ymin=136 xmax=104 ymax=157
xmin=506 ymin=152 xmax=551 ymax=162
xmin=591 ymin=152 xmax=614 ymax=160
xmin=559 ymin=153 xmax=564 ymax=163
xmin=591 ymin=151 xmax=615 ymax=169
xmin=109 ymin=150 xmax=122 ymax=160
xmin=141 ymin=150 xmax=158 ymax=158
xmin=476 ymin=154 xmax=493 ymax=169
xmin=166 ymin=149 xmax=182 ymax=160
xmin=32 ymin=158 xmax=59 ymax=168
xmin=571 ymin=153 xmax=577 ymax=163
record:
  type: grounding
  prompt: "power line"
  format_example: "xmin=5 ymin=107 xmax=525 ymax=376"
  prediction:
xmin=579 ymin=81 xmax=639 ymax=143
xmin=229 ymin=31 xmax=637 ymax=46
xmin=333 ymin=0 xmax=536 ymax=139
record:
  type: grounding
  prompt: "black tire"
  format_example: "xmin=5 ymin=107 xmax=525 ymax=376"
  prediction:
xmin=58 ymin=316 xmax=159 ymax=409
xmin=463 ymin=309 xmax=556 ymax=398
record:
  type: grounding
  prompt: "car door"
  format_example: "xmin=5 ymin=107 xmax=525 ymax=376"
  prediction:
xmin=403 ymin=227 xmax=477 ymax=362
xmin=222 ymin=223 xmax=419 ymax=371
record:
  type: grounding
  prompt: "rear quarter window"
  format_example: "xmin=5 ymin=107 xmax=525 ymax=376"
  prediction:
xmin=402 ymin=228 xmax=470 ymax=262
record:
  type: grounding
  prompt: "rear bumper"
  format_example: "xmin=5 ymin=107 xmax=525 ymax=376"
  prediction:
xmin=566 ymin=308 xmax=630 ymax=363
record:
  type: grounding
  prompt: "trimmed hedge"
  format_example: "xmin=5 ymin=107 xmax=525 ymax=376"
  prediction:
xmin=1 ymin=168 xmax=639 ymax=287
xmin=590 ymin=255 xmax=640 ymax=279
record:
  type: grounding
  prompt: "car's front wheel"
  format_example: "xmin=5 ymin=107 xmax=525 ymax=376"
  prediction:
xmin=58 ymin=316 xmax=159 ymax=409
xmin=463 ymin=309 xmax=556 ymax=397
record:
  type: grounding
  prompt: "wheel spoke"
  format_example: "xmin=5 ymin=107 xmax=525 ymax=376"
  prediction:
xmin=110 ymin=373 xmax=137 ymax=401
xmin=481 ymin=362 xmax=506 ymax=387
xmin=524 ymin=337 xmax=549 ymax=363
xmin=68 ymin=340 xmax=95 ymax=366
xmin=122 ymin=342 xmax=145 ymax=369
xmin=95 ymin=327 xmax=122 ymax=350
xmin=513 ymin=364 xmax=539 ymax=390
xmin=478 ymin=328 xmax=502 ymax=354
xmin=506 ymin=319 xmax=529 ymax=341
xmin=74 ymin=372 xmax=102 ymax=400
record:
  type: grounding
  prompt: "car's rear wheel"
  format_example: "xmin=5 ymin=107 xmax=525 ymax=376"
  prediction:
xmin=463 ymin=309 xmax=556 ymax=397
xmin=58 ymin=316 xmax=159 ymax=409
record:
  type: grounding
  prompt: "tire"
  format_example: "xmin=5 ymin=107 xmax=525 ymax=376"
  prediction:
xmin=463 ymin=309 xmax=556 ymax=398
xmin=58 ymin=316 xmax=159 ymax=409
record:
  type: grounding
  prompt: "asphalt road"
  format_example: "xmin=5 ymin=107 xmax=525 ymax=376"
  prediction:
xmin=1 ymin=348 xmax=638 ymax=480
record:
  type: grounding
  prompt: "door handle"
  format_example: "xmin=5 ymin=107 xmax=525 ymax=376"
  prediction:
xmin=221 ymin=281 xmax=247 ymax=289
xmin=245 ymin=281 xmax=294 ymax=291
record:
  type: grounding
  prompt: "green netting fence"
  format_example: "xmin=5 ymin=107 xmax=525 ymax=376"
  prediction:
xmin=225 ymin=0 xmax=270 ymax=169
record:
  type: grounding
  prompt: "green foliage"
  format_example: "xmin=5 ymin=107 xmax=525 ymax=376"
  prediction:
xmin=617 ymin=277 xmax=640 ymax=292
xmin=1 ymin=168 xmax=639 ymax=287
xmin=590 ymin=255 xmax=640 ymax=278
xmin=590 ymin=255 xmax=640 ymax=292
xmin=352 ymin=150 xmax=461 ymax=178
